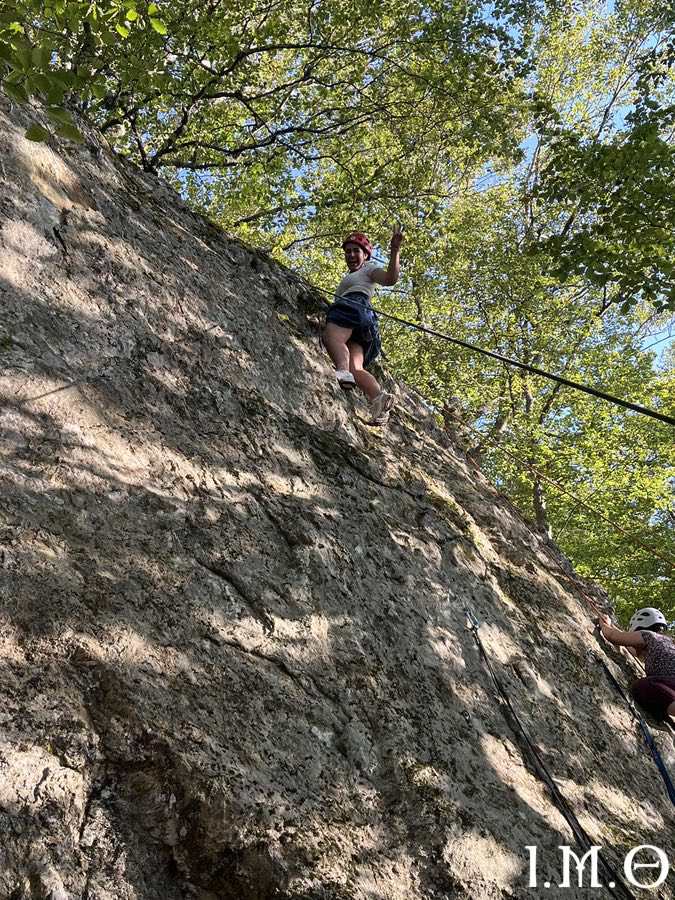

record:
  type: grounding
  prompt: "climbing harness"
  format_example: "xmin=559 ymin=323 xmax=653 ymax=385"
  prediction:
xmin=465 ymin=607 xmax=637 ymax=900
xmin=593 ymin=635 xmax=675 ymax=808
xmin=325 ymin=292 xmax=382 ymax=367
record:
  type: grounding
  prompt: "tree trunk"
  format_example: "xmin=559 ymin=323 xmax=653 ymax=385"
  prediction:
xmin=523 ymin=373 xmax=552 ymax=538
xmin=533 ymin=476 xmax=553 ymax=538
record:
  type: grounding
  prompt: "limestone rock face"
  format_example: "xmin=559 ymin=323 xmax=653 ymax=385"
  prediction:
xmin=1 ymin=94 xmax=673 ymax=900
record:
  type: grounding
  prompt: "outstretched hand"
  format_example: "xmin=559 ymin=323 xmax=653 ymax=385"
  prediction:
xmin=390 ymin=223 xmax=404 ymax=253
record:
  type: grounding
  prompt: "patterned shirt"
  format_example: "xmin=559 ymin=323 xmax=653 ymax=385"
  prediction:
xmin=641 ymin=631 xmax=675 ymax=678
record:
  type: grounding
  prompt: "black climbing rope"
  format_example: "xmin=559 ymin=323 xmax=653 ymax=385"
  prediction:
xmin=593 ymin=639 xmax=675 ymax=808
xmin=465 ymin=607 xmax=637 ymax=900
xmin=313 ymin=287 xmax=675 ymax=427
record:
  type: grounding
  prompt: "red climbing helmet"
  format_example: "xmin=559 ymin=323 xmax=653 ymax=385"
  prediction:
xmin=342 ymin=231 xmax=373 ymax=258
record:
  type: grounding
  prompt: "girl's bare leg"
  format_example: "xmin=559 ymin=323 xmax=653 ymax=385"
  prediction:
xmin=323 ymin=323 xmax=352 ymax=371
xmin=348 ymin=341 xmax=381 ymax=401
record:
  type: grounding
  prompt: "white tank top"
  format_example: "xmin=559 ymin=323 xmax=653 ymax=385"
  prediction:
xmin=335 ymin=260 xmax=380 ymax=302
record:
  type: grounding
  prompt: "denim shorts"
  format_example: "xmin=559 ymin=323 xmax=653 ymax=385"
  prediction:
xmin=325 ymin=291 xmax=382 ymax=366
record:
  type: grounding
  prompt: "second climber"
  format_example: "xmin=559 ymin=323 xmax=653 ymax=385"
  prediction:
xmin=598 ymin=607 xmax=675 ymax=721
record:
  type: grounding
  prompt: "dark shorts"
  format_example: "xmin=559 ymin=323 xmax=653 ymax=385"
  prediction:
xmin=325 ymin=291 xmax=381 ymax=367
xmin=631 ymin=676 xmax=675 ymax=719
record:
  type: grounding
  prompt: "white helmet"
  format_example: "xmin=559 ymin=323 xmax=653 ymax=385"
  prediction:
xmin=628 ymin=607 xmax=668 ymax=632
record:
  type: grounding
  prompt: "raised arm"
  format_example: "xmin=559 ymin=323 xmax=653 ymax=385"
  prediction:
xmin=370 ymin=224 xmax=404 ymax=287
xmin=598 ymin=615 xmax=646 ymax=648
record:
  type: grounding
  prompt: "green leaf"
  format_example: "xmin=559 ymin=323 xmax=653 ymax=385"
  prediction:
xmin=51 ymin=70 xmax=75 ymax=87
xmin=72 ymin=72 xmax=91 ymax=89
xmin=4 ymin=67 xmax=24 ymax=84
xmin=91 ymin=81 xmax=108 ymax=98
xmin=26 ymin=73 xmax=54 ymax=97
xmin=32 ymin=45 xmax=51 ymax=69
xmin=46 ymin=82 xmax=66 ymax=104
xmin=149 ymin=18 xmax=167 ymax=35
xmin=55 ymin=122 xmax=84 ymax=142
xmin=3 ymin=80 xmax=28 ymax=102
xmin=46 ymin=106 xmax=74 ymax=125
xmin=25 ymin=123 xmax=51 ymax=142
xmin=15 ymin=47 xmax=32 ymax=70
xmin=126 ymin=9 xmax=138 ymax=21
xmin=147 ymin=3 xmax=160 ymax=13
xmin=115 ymin=23 xmax=130 ymax=38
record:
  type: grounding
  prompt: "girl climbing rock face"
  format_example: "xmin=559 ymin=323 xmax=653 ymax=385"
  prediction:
xmin=599 ymin=607 xmax=675 ymax=720
xmin=323 ymin=225 xmax=404 ymax=425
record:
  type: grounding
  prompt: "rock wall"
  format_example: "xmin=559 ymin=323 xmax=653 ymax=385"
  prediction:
xmin=1 ymin=93 xmax=673 ymax=899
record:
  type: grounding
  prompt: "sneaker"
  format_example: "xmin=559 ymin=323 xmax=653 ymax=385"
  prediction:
xmin=336 ymin=370 xmax=356 ymax=390
xmin=369 ymin=391 xmax=395 ymax=424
